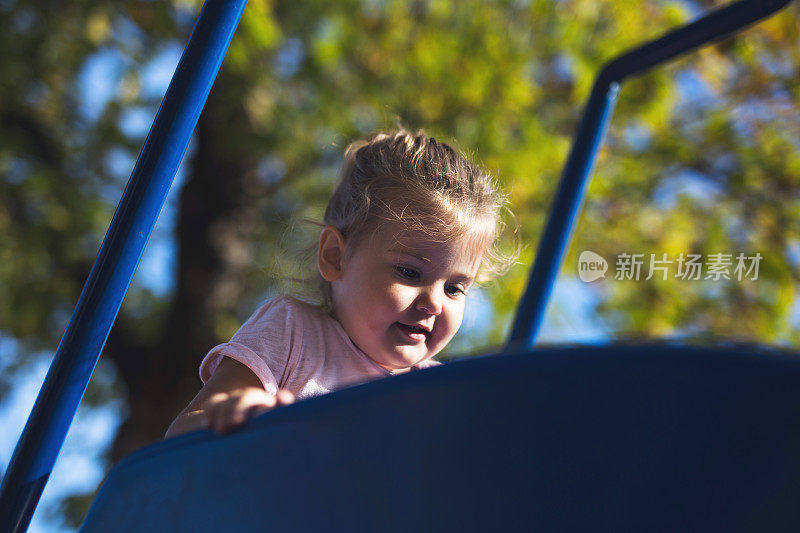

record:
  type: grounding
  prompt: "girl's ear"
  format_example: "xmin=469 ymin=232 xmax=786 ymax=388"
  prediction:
xmin=317 ymin=225 xmax=346 ymax=281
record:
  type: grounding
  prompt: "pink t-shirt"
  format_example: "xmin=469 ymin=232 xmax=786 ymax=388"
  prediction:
xmin=199 ymin=296 xmax=440 ymax=401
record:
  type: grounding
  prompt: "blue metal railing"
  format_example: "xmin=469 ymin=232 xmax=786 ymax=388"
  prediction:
xmin=0 ymin=1 xmax=248 ymax=531
xmin=506 ymin=0 xmax=793 ymax=351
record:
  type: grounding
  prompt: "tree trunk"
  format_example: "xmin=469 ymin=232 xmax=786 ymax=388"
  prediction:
xmin=107 ymin=73 xmax=260 ymax=462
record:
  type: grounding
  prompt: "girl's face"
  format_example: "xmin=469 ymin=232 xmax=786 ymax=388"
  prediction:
xmin=321 ymin=221 xmax=483 ymax=373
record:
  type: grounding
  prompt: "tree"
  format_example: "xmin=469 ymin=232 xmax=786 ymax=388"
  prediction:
xmin=2 ymin=0 xmax=800 ymax=528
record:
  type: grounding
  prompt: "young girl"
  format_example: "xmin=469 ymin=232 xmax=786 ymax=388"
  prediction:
xmin=165 ymin=129 xmax=515 ymax=437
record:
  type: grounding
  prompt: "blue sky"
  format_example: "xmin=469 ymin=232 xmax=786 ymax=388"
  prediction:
xmin=0 ymin=344 xmax=122 ymax=533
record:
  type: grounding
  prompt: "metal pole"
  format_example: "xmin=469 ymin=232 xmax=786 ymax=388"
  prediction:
xmin=506 ymin=0 xmax=792 ymax=350
xmin=0 ymin=1 xmax=248 ymax=530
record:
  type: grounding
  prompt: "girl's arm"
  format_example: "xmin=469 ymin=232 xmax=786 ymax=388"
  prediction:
xmin=165 ymin=357 xmax=294 ymax=438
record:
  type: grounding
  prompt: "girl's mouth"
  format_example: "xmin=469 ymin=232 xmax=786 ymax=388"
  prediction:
xmin=395 ymin=322 xmax=429 ymax=342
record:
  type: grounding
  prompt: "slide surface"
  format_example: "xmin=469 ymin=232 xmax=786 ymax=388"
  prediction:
xmin=81 ymin=344 xmax=800 ymax=532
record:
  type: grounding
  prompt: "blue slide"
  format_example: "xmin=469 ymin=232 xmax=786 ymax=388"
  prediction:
xmin=82 ymin=345 xmax=800 ymax=532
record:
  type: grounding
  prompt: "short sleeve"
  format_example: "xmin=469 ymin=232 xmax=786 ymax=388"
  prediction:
xmin=198 ymin=297 xmax=303 ymax=395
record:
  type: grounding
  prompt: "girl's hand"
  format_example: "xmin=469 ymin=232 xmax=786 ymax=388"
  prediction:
xmin=165 ymin=357 xmax=294 ymax=439
xmin=204 ymin=387 xmax=295 ymax=434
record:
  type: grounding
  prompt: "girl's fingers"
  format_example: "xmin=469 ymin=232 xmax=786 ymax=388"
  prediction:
xmin=276 ymin=389 xmax=295 ymax=406
xmin=205 ymin=388 xmax=288 ymax=434
xmin=258 ymin=391 xmax=278 ymax=409
xmin=203 ymin=393 xmax=228 ymax=428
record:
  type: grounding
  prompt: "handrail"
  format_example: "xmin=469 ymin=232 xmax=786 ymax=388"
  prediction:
xmin=0 ymin=2 xmax=248 ymax=531
xmin=506 ymin=0 xmax=793 ymax=351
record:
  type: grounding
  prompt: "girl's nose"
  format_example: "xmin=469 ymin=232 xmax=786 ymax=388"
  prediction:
xmin=416 ymin=286 xmax=443 ymax=315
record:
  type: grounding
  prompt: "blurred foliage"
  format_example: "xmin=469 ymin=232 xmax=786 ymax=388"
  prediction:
xmin=571 ymin=1 xmax=800 ymax=345
xmin=3 ymin=0 xmax=800 ymax=528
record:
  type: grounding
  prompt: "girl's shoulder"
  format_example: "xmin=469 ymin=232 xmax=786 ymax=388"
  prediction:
xmin=249 ymin=294 xmax=324 ymax=317
xmin=266 ymin=294 xmax=328 ymax=319
xmin=244 ymin=295 xmax=335 ymax=334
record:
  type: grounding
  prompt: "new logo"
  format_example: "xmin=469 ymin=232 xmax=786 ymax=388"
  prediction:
xmin=578 ymin=251 xmax=607 ymax=282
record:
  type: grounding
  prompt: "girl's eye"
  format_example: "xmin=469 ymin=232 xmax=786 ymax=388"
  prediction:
xmin=445 ymin=284 xmax=465 ymax=297
xmin=395 ymin=266 xmax=421 ymax=281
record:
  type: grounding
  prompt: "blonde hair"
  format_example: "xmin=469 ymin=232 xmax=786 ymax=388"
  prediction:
xmin=317 ymin=128 xmax=517 ymax=306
